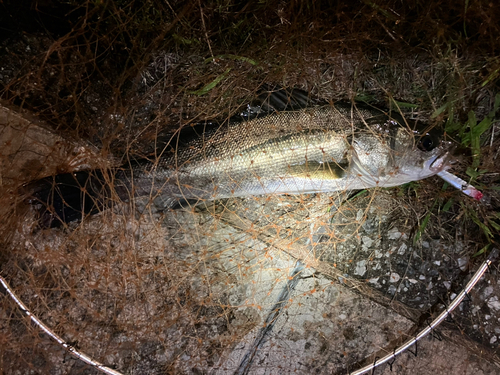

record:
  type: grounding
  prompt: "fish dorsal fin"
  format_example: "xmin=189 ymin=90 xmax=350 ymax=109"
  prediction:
xmin=258 ymin=85 xmax=317 ymax=111
xmin=237 ymin=85 xmax=324 ymax=121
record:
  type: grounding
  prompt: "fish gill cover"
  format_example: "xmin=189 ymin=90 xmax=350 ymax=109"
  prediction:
xmin=1 ymin=1 xmax=500 ymax=374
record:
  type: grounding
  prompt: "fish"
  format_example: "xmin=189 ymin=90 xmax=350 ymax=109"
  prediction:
xmin=25 ymin=88 xmax=452 ymax=227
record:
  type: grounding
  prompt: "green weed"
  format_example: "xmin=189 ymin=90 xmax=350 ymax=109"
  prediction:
xmin=189 ymin=68 xmax=232 ymax=95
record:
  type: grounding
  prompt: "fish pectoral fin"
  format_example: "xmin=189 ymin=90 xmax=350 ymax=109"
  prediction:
xmin=349 ymin=149 xmax=379 ymax=186
xmin=288 ymin=161 xmax=347 ymax=180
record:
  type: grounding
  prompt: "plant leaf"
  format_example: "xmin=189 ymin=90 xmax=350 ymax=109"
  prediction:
xmin=473 ymin=244 xmax=491 ymax=258
xmin=190 ymin=68 xmax=232 ymax=96
xmin=442 ymin=198 xmax=454 ymax=212
xmin=431 ymin=102 xmax=450 ymax=119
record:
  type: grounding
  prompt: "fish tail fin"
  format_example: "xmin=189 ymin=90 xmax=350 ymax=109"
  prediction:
xmin=25 ymin=170 xmax=112 ymax=228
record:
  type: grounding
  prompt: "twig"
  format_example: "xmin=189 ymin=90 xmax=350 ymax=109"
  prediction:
xmin=198 ymin=0 xmax=215 ymax=62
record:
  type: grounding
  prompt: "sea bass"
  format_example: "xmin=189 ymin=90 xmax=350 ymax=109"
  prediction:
xmin=27 ymin=89 xmax=451 ymax=227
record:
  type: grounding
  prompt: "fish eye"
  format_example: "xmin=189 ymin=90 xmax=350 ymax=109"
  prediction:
xmin=418 ymin=135 xmax=437 ymax=152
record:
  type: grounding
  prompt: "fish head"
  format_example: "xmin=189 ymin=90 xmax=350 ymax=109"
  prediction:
xmin=351 ymin=117 xmax=453 ymax=188
xmin=388 ymin=121 xmax=454 ymax=185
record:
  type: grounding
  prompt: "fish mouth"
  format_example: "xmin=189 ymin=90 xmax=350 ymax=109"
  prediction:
xmin=428 ymin=150 xmax=454 ymax=173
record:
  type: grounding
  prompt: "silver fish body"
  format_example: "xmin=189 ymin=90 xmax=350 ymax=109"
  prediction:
xmin=115 ymin=103 xmax=450 ymax=208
